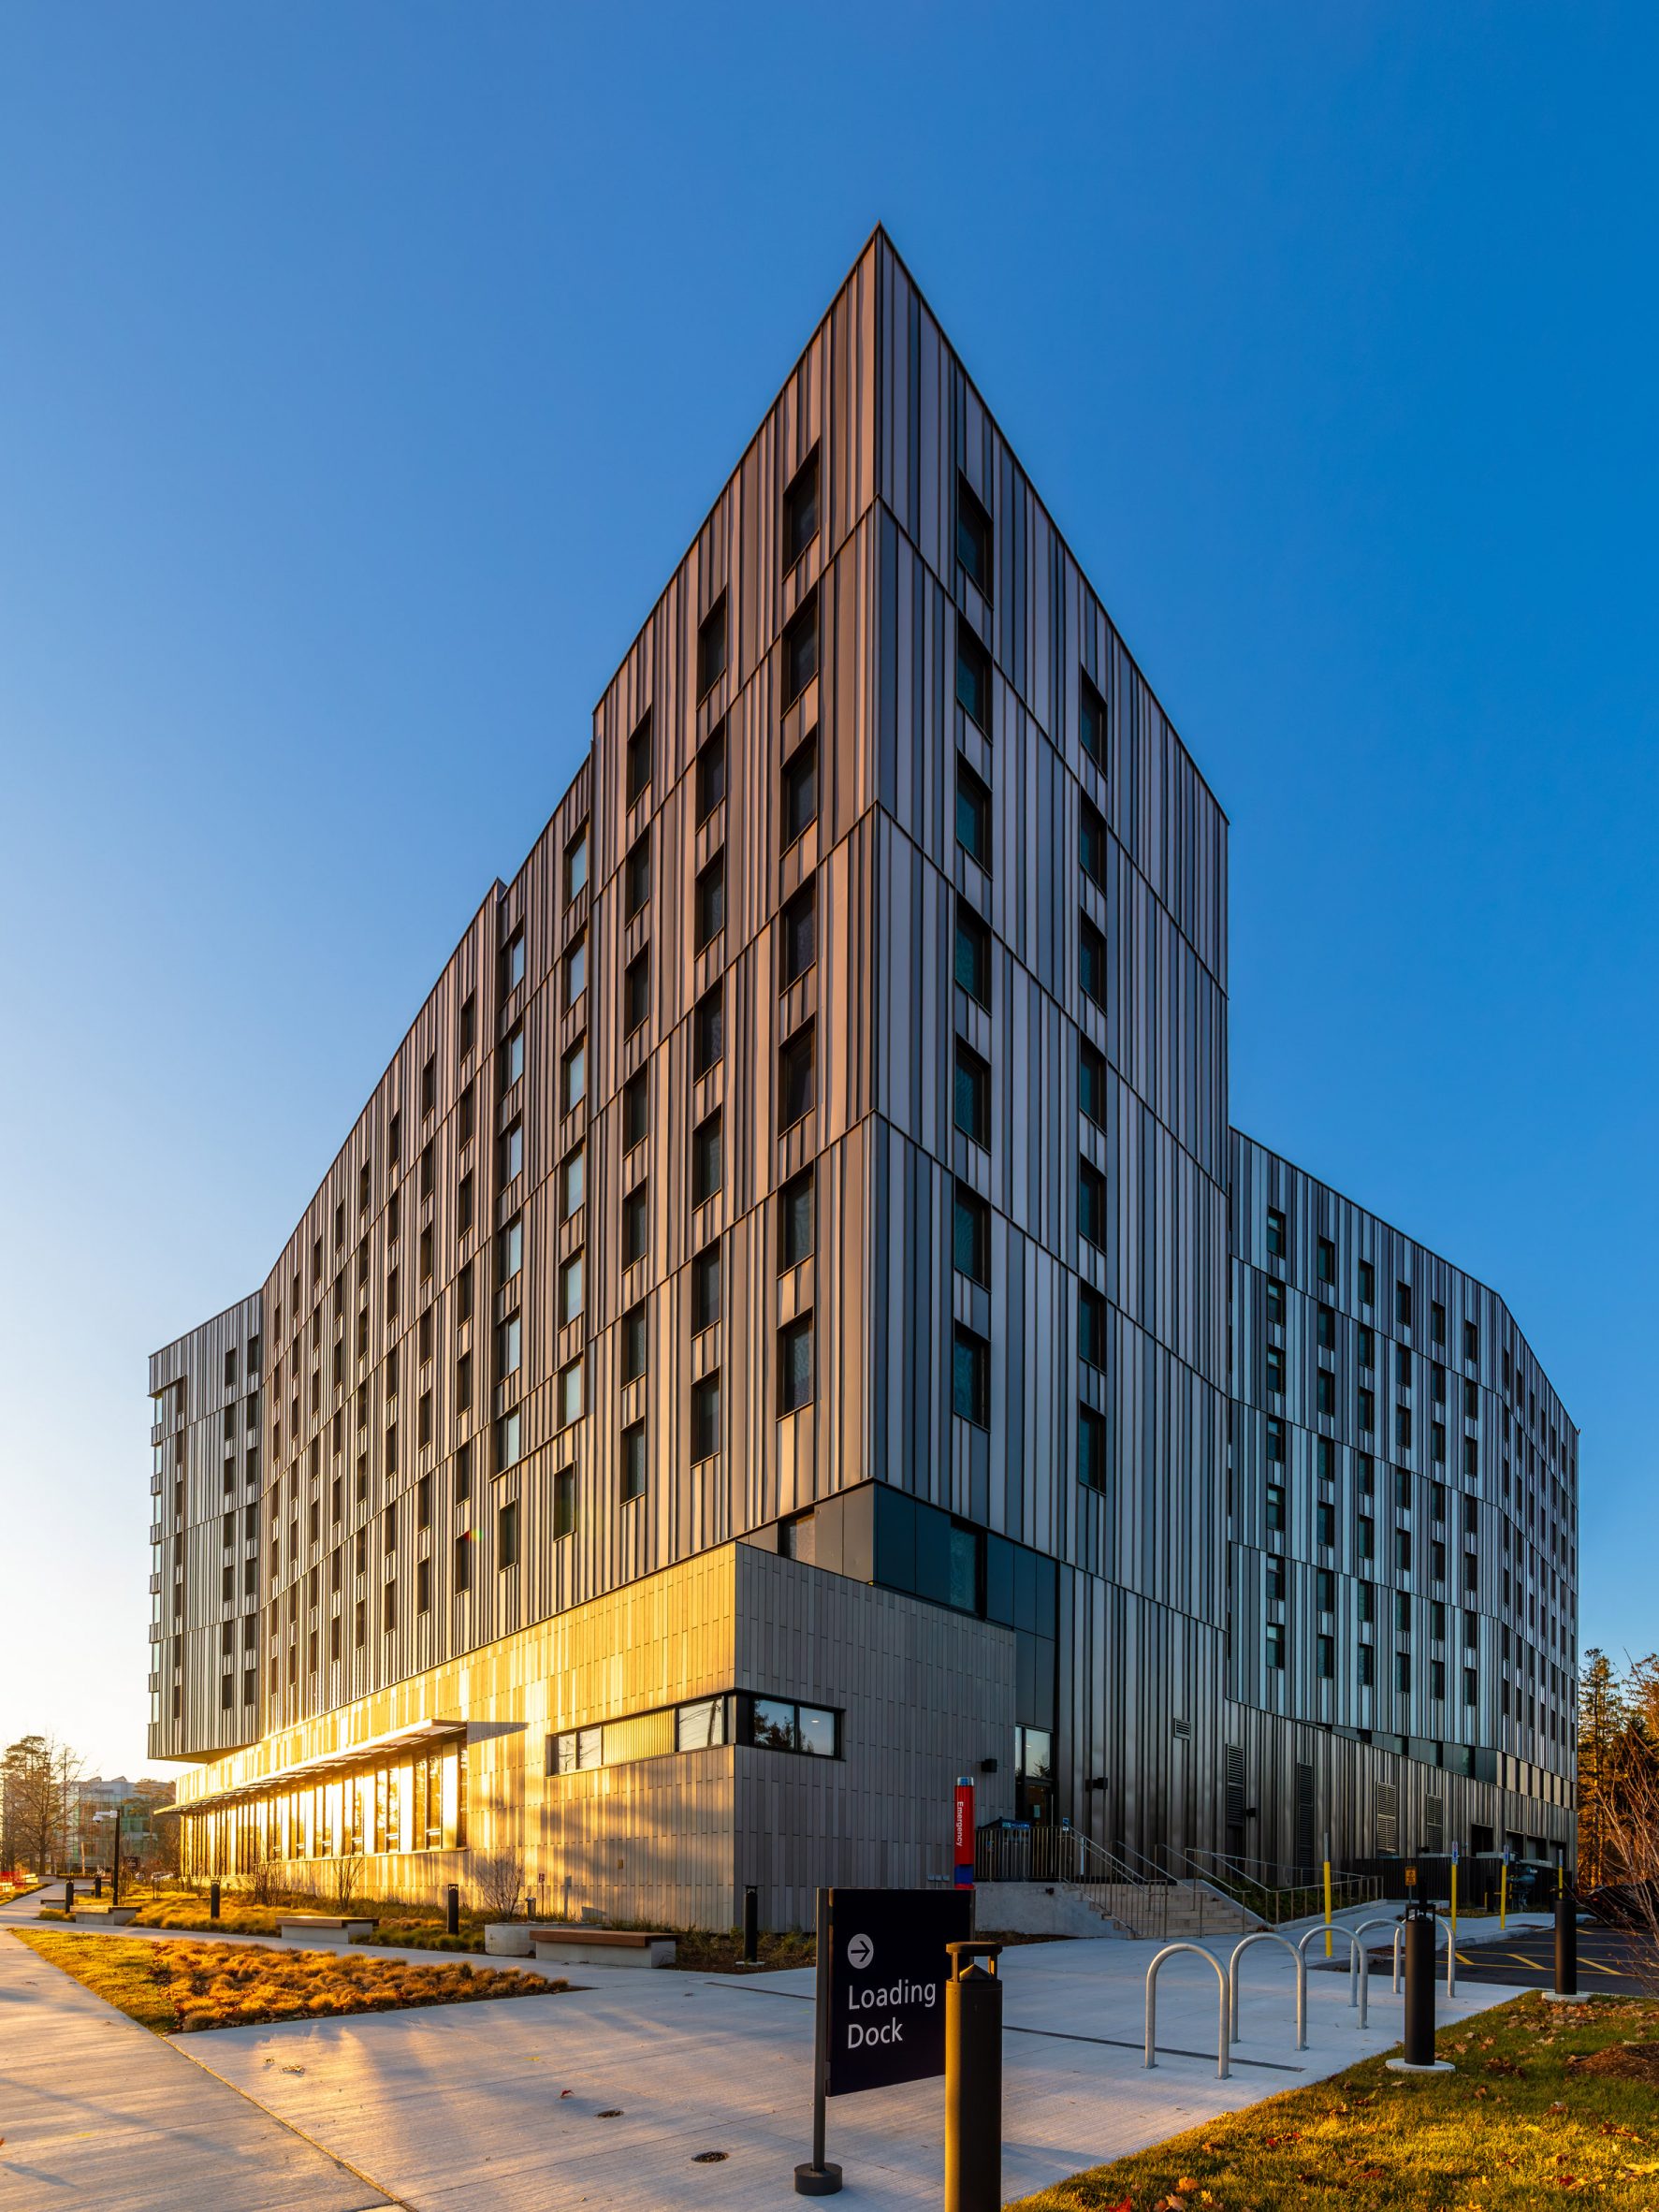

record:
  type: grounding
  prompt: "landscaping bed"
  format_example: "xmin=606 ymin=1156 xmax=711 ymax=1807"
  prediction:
xmin=12 ymin=1928 xmax=565 ymax=2033
xmin=1010 ymin=1991 xmax=1659 ymax=2211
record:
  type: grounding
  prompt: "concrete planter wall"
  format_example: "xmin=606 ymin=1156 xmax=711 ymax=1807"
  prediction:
xmin=484 ymin=1923 xmax=533 ymax=1957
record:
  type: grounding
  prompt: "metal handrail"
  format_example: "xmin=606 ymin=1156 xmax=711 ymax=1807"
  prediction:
xmin=1167 ymin=1843 xmax=1380 ymax=1927
xmin=1227 ymin=1929 xmax=1307 ymax=2050
xmin=1144 ymin=1943 xmax=1230 ymax=2079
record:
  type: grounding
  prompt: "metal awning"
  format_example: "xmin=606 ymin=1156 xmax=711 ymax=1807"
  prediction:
xmin=164 ymin=1718 xmax=469 ymax=1815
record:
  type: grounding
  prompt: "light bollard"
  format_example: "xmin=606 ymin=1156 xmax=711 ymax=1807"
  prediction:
xmin=1387 ymin=1902 xmax=1452 ymax=2074
xmin=64 ymin=1880 xmax=74 ymax=1914
xmin=1546 ymin=1887 xmax=1579 ymax=2003
xmin=944 ymin=1940 xmax=1003 ymax=2212
xmin=445 ymin=1882 xmax=460 ymax=1937
xmin=209 ymin=1879 xmax=221 ymax=1923
xmin=743 ymin=1884 xmax=760 ymax=1966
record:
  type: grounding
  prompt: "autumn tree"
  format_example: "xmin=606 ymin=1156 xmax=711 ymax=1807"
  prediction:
xmin=1 ymin=1735 xmax=85 ymax=1873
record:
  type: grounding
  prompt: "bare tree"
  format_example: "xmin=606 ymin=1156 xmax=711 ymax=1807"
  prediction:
xmin=327 ymin=1852 xmax=366 ymax=1912
xmin=471 ymin=1846 xmax=525 ymax=1921
xmin=2 ymin=1736 xmax=84 ymax=1872
xmin=1592 ymin=1653 xmax=1659 ymax=1992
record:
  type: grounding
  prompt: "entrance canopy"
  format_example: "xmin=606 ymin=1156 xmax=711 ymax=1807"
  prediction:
xmin=163 ymin=1718 xmax=469 ymax=1816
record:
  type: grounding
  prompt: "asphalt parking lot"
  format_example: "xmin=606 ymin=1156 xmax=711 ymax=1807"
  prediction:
xmin=1355 ymin=1921 xmax=1652 ymax=1991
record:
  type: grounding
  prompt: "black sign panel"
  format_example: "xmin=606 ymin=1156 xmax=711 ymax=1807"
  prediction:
xmin=822 ymin=1887 xmax=972 ymax=2097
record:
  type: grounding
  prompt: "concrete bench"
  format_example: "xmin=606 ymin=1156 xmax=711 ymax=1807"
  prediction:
xmin=528 ymin=1926 xmax=677 ymax=1969
xmin=278 ymin=1914 xmax=376 ymax=1943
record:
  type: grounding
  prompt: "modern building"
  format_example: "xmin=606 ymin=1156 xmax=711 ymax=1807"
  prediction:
xmin=150 ymin=230 xmax=1579 ymax=1927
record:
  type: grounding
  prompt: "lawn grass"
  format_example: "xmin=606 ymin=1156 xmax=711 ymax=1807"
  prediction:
xmin=1009 ymin=1990 xmax=1659 ymax=2211
xmin=12 ymin=1928 xmax=565 ymax=2033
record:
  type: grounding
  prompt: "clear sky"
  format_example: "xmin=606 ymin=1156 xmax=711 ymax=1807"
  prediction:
xmin=1 ymin=3 xmax=1652 ymax=1781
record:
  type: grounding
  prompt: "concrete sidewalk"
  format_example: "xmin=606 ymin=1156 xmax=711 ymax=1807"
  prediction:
xmin=0 ymin=1927 xmax=393 ymax=2212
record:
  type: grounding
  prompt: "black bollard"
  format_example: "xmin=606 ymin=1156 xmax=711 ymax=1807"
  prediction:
xmin=1403 ymin=1907 xmax=1435 ymax=2065
xmin=94 ymin=1873 xmax=103 ymax=1899
xmin=64 ymin=1880 xmax=74 ymax=1914
xmin=210 ymin=1879 xmax=222 ymax=1923
xmin=944 ymin=1941 xmax=1004 ymax=2212
xmin=1554 ymin=1889 xmax=1578 ymax=1998
xmin=743 ymin=1885 xmax=759 ymax=1965
xmin=445 ymin=1883 xmax=460 ymax=1937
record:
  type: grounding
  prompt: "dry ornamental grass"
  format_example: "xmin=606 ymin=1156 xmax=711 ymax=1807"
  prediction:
xmin=15 ymin=1928 xmax=564 ymax=2033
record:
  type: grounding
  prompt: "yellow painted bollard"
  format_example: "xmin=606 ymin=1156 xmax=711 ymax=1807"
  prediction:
xmin=1322 ymin=1857 xmax=1333 ymax=1958
xmin=1450 ymin=1857 xmax=1458 ymax=1943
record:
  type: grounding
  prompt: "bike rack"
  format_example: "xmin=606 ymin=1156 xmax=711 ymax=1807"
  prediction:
xmin=1348 ymin=1916 xmax=1405 ymax=2028
xmin=1297 ymin=1923 xmax=1368 ymax=2030
xmin=1143 ymin=1943 xmax=1230 ymax=2080
xmin=1388 ymin=1914 xmax=1457 ymax=1997
xmin=1227 ymin=1929 xmax=1307 ymax=2050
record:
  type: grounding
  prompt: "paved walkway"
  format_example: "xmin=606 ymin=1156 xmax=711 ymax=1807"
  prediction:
xmin=0 ymin=1923 xmax=393 ymax=2212
xmin=0 ymin=1888 xmax=1553 ymax=2211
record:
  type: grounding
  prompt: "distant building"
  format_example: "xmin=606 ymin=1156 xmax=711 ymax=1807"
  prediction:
xmin=75 ymin=1775 xmax=176 ymax=1870
xmin=149 ymin=230 xmax=1578 ymax=1926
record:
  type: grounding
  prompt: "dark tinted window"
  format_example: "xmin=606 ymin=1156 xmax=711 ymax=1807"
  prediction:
xmin=955 ymin=625 xmax=990 ymax=730
xmin=783 ymin=593 xmax=819 ymax=705
xmin=956 ymin=473 xmax=992 ymax=595
xmin=783 ymin=447 xmax=820 ymax=570
xmin=697 ymin=594 xmax=728 ymax=696
xmin=782 ymin=734 xmax=818 ymax=848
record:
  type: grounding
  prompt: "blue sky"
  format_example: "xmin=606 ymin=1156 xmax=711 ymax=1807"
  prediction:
xmin=1 ymin=2 xmax=1652 ymax=1779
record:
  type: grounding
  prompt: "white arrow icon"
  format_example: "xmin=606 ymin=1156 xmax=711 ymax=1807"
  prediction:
xmin=847 ymin=1932 xmax=874 ymax=1970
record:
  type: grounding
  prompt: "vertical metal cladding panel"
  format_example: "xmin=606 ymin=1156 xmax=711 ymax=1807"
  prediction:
xmin=865 ymin=234 xmax=1231 ymax=1862
xmin=147 ymin=1293 xmax=264 ymax=1761
xmin=1226 ymin=1129 xmax=1579 ymax=1865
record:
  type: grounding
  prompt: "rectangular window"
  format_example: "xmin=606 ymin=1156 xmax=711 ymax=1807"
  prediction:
xmin=697 ymin=594 xmax=728 ymax=697
xmin=1080 ymin=795 xmax=1108 ymax=891
xmin=1079 ymin=1285 xmax=1108 ymax=1370
xmin=1266 ymin=1346 xmax=1285 ymax=1396
xmin=779 ymin=1021 xmax=815 ymax=1128
xmin=626 ymin=709 xmax=652 ymax=808
xmin=496 ymin=1408 xmax=521 ymax=1472
xmin=1266 ymin=1623 xmax=1286 ymax=1670
xmin=1463 ymin=1318 xmax=1479 ymax=1362
xmin=783 ymin=446 xmax=820 ymax=571
xmin=1266 ymin=1206 xmax=1286 ymax=1259
xmin=691 ymin=1373 xmax=720 ymax=1463
xmin=565 ymin=827 xmax=588 ymax=903
xmin=498 ymin=1499 xmax=519 ymax=1570
xmin=1317 ymin=1369 xmax=1335 ymax=1417
xmin=622 ymin=1070 xmax=648 ymax=1153
xmin=1317 ymin=1633 xmax=1334 ymax=1681
xmin=1396 ymin=1652 xmax=1411 ymax=1692
xmin=1080 ymin=1041 xmax=1108 ymax=1129
xmin=1079 ymin=915 xmax=1109 ymax=1009
xmin=558 ymin=1251 xmax=584 ymax=1326
xmin=621 ymin=1419 xmax=647 ymax=1502
xmin=1266 ymin=1414 xmax=1286 ymax=1463
xmin=625 ymin=831 xmax=650 ymax=921
xmin=561 ymin=1037 xmax=587 ymax=1113
xmin=1266 ymin=1483 xmax=1286 ymax=1531
xmin=623 ymin=951 xmax=650 ymax=1035
xmin=953 ymin=1183 xmax=990 ymax=1285
xmin=1079 ymin=1160 xmax=1107 ymax=1250
xmin=693 ymin=985 xmax=723 ymax=1077
xmin=502 ymin=929 xmax=526 ymax=996
xmin=954 ymin=756 xmax=991 ymax=867
xmin=955 ymin=473 xmax=992 ymax=595
xmin=955 ymin=624 xmax=990 ymax=731
xmin=954 ymin=902 xmax=990 ymax=1007
xmin=459 ymin=991 xmax=476 ymax=1055
xmin=621 ymin=1302 xmax=648 ymax=1384
xmin=1078 ymin=1403 xmax=1107 ymax=1492
xmin=780 ymin=881 xmax=816 ymax=987
xmin=783 ymin=593 xmax=819 ymax=706
xmin=622 ymin=1183 xmax=649 ymax=1268
xmin=954 ymin=1041 xmax=991 ymax=1147
xmin=458 ymin=1171 xmax=474 ymax=1235
xmin=558 ymin=1358 xmax=583 ymax=1428
xmin=779 ymin=1169 xmax=813 ymax=1270
xmin=781 ymin=733 xmax=818 ymax=848
xmin=953 ymin=1325 xmax=990 ymax=1427
xmin=1079 ymin=667 xmax=1107 ymax=767
xmin=565 ymin=933 xmax=588 ymax=1008
xmin=1359 ymin=1515 xmax=1375 ymax=1559
xmin=696 ymin=720 xmax=726 ymax=822
xmin=1316 ymin=1306 xmax=1335 ymax=1352
xmin=1397 ymin=1405 xmax=1413 ymax=1448
xmin=691 ymin=1110 xmax=722 ymax=1207
xmin=778 ymin=1315 xmax=813 ymax=1414
xmin=1317 ymin=1236 xmax=1335 ymax=1283
xmin=553 ymin=1468 xmax=575 ymax=1539
xmin=500 ymin=1213 xmax=524 ymax=1279
xmin=502 ymin=1021 xmax=524 ymax=1089
xmin=694 ymin=853 xmax=725 ymax=951
xmin=416 ymin=1558 xmax=430 ymax=1614
xmin=1396 ymin=1281 xmax=1413 ymax=1328
xmin=1317 ymin=1500 xmax=1336 ymax=1548
xmin=501 ymin=1118 xmax=523 ymax=1183
xmin=1431 ymin=1299 xmax=1447 ymax=1345
xmin=691 ymin=1242 xmax=721 ymax=1332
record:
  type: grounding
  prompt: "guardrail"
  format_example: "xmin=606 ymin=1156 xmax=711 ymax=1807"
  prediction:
xmin=975 ymin=1822 xmax=1171 ymax=1941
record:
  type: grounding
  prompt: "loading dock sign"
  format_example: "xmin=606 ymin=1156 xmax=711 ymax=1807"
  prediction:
xmin=825 ymin=1887 xmax=972 ymax=2096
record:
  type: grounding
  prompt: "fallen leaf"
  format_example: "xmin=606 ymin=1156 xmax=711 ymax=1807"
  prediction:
xmin=1177 ymin=2180 xmax=1201 ymax=2194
